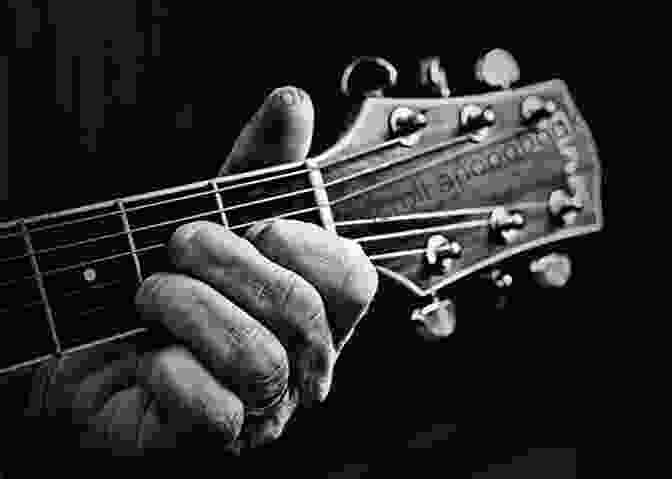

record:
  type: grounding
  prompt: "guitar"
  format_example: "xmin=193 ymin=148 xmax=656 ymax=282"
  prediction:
xmin=0 ymin=57 xmax=603 ymax=376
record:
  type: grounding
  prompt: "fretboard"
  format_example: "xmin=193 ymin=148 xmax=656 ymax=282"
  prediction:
xmin=0 ymin=160 xmax=325 ymax=374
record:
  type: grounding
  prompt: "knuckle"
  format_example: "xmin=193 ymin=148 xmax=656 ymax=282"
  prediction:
xmin=279 ymin=270 xmax=328 ymax=334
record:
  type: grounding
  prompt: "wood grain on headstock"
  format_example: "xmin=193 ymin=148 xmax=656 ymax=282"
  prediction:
xmin=312 ymin=80 xmax=602 ymax=296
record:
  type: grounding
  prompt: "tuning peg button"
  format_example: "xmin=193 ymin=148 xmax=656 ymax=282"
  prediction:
xmin=475 ymin=49 xmax=520 ymax=89
xmin=530 ymin=253 xmax=572 ymax=288
xmin=548 ymin=188 xmax=583 ymax=226
xmin=340 ymin=56 xmax=398 ymax=98
xmin=419 ymin=56 xmax=451 ymax=97
xmin=411 ymin=296 xmax=456 ymax=339
xmin=423 ymin=235 xmax=462 ymax=275
xmin=521 ymin=95 xmax=558 ymax=127
xmin=489 ymin=207 xmax=525 ymax=244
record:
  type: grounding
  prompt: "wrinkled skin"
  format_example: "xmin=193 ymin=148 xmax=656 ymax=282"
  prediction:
xmin=29 ymin=87 xmax=379 ymax=455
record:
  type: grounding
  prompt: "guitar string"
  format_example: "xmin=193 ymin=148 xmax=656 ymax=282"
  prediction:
xmin=0 ymin=197 xmax=530 ymax=291
xmin=0 ymin=125 xmax=529 ymax=266
xmin=0 ymin=129 xmax=455 ymax=250
xmin=0 ymin=168 xmax=315 ymax=241
xmin=0 ymin=124 xmax=526 ymax=252
xmin=0 ymin=131 xmax=411 ymax=242
xmin=0 ymin=198 xmax=551 ymax=373
xmin=0 ymin=194 xmax=550 ymax=291
xmin=0 ymin=128 xmax=428 ymax=241
xmin=0 ymin=198 xmax=550 ymax=297
xmin=0 ymin=111 xmax=571 ymax=374
xmin=0 ymin=125 xmax=556 ymax=296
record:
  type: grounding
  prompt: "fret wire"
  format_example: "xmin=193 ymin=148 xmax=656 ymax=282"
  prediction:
xmin=0 ymin=354 xmax=54 ymax=376
xmin=22 ymin=208 xmax=123 ymax=235
xmin=120 ymin=169 xmax=302 ymax=216
xmin=61 ymin=327 xmax=147 ymax=357
xmin=0 ymin=164 xmax=310 ymax=235
xmin=0 ymin=192 xmax=539 ymax=289
xmin=0 ymin=229 xmax=128 ymax=264
xmin=20 ymin=221 xmax=62 ymax=355
xmin=0 ymin=188 xmax=316 ymax=264
xmin=1 ymin=124 xmax=533 ymax=238
xmin=118 ymin=200 xmax=143 ymax=285
xmin=211 ymin=181 xmax=229 ymax=228
xmin=0 ymin=161 xmax=305 ymax=230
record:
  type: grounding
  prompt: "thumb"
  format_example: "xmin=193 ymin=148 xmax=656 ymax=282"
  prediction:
xmin=219 ymin=86 xmax=314 ymax=176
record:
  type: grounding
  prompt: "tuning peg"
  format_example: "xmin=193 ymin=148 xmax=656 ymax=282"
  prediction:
xmin=389 ymin=107 xmax=428 ymax=145
xmin=548 ymin=175 xmax=588 ymax=227
xmin=530 ymin=253 xmax=572 ymax=288
xmin=521 ymin=96 xmax=558 ymax=128
xmin=411 ymin=295 xmax=456 ymax=340
xmin=460 ymin=103 xmax=497 ymax=142
xmin=475 ymin=48 xmax=520 ymax=89
xmin=423 ymin=234 xmax=462 ymax=275
xmin=418 ymin=56 xmax=451 ymax=97
xmin=340 ymin=56 xmax=398 ymax=98
xmin=489 ymin=206 xmax=526 ymax=244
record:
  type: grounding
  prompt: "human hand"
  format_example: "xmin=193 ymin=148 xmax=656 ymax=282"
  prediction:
xmin=30 ymin=87 xmax=379 ymax=455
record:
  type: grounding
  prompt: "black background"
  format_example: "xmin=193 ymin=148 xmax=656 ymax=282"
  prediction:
xmin=1 ymin=2 xmax=611 ymax=475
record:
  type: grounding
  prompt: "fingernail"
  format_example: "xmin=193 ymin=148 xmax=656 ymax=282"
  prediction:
xmin=244 ymin=219 xmax=275 ymax=242
xmin=270 ymin=87 xmax=304 ymax=108
xmin=301 ymin=369 xmax=333 ymax=406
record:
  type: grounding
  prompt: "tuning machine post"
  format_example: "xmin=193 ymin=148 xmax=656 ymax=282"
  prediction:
xmin=548 ymin=175 xmax=589 ymax=227
xmin=521 ymin=95 xmax=559 ymax=129
xmin=422 ymin=234 xmax=462 ymax=275
xmin=489 ymin=206 xmax=526 ymax=244
xmin=389 ymin=106 xmax=428 ymax=146
xmin=460 ymin=104 xmax=496 ymax=142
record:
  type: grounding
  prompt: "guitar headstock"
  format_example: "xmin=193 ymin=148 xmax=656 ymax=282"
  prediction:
xmin=313 ymin=63 xmax=602 ymax=335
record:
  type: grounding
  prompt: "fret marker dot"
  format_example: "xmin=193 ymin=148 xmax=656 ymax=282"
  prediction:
xmin=84 ymin=268 xmax=97 ymax=282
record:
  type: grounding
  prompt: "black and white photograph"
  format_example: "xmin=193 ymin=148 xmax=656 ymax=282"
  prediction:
xmin=1 ymin=3 xmax=607 ymax=476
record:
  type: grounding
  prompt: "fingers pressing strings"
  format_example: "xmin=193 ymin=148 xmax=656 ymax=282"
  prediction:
xmin=166 ymin=221 xmax=336 ymax=406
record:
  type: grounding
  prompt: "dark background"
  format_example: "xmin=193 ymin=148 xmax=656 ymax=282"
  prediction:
xmin=1 ymin=2 xmax=610 ymax=475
